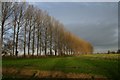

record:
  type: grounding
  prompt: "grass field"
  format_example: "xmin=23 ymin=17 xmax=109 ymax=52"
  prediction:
xmin=2 ymin=54 xmax=120 ymax=80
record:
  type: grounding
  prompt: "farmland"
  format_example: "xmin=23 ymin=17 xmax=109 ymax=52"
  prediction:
xmin=2 ymin=54 xmax=119 ymax=80
xmin=1 ymin=2 xmax=119 ymax=80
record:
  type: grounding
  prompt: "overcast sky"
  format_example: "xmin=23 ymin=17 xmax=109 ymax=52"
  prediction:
xmin=31 ymin=2 xmax=118 ymax=53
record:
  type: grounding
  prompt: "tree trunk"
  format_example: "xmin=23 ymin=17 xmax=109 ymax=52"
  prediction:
xmin=15 ymin=24 xmax=20 ymax=57
xmin=55 ymin=49 xmax=57 ymax=56
xmin=0 ymin=22 xmax=4 ymax=56
xmin=50 ymin=35 xmax=52 ymax=55
xmin=45 ymin=27 xmax=47 ymax=55
xmin=1 ymin=21 xmax=5 ymax=54
xmin=28 ymin=25 xmax=31 ymax=56
xmin=37 ymin=27 xmax=40 ymax=56
xmin=45 ymin=41 xmax=47 ymax=55
xmin=13 ymin=21 xmax=16 ymax=56
xmin=32 ymin=25 xmax=35 ymax=56
xmin=39 ymin=32 xmax=41 ymax=55
xmin=24 ymin=23 xmax=27 ymax=57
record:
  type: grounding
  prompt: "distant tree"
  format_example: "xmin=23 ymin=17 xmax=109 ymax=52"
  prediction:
xmin=12 ymin=3 xmax=17 ymax=56
xmin=3 ymin=40 xmax=13 ymax=56
xmin=1 ymin=2 xmax=93 ymax=57
xmin=47 ymin=16 xmax=54 ymax=55
xmin=1 ymin=2 xmax=13 ymax=55
xmin=117 ymin=49 xmax=120 ymax=53
xmin=31 ymin=9 xmax=38 ymax=56
xmin=15 ymin=3 xmax=26 ymax=56
xmin=52 ymin=20 xmax=60 ymax=56
xmin=25 ymin=5 xmax=34 ymax=56
xmin=42 ymin=12 xmax=50 ymax=55
xmin=23 ymin=14 xmax=27 ymax=56
xmin=108 ymin=50 xmax=110 ymax=54
xmin=35 ymin=9 xmax=42 ymax=56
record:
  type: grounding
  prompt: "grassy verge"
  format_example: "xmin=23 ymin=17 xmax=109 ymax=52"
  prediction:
xmin=2 ymin=54 xmax=120 ymax=79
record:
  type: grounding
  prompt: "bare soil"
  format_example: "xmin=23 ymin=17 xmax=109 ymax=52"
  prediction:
xmin=2 ymin=67 xmax=108 ymax=79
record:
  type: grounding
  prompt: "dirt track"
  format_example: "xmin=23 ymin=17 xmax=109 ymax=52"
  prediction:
xmin=2 ymin=68 xmax=108 ymax=79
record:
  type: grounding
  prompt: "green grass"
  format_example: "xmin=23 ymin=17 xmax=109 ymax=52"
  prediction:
xmin=2 ymin=54 xmax=120 ymax=80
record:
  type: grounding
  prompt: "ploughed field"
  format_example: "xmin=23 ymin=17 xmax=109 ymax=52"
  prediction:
xmin=2 ymin=54 xmax=119 ymax=80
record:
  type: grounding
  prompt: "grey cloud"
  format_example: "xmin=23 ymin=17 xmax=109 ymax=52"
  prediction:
xmin=31 ymin=2 xmax=118 ymax=53
xmin=65 ymin=21 xmax=118 ymax=52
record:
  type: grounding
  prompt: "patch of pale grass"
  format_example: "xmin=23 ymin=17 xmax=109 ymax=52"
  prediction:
xmin=2 ymin=67 xmax=108 ymax=79
xmin=83 ymin=54 xmax=119 ymax=60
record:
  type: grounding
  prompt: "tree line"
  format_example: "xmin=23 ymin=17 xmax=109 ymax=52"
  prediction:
xmin=0 ymin=2 xmax=93 ymax=57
